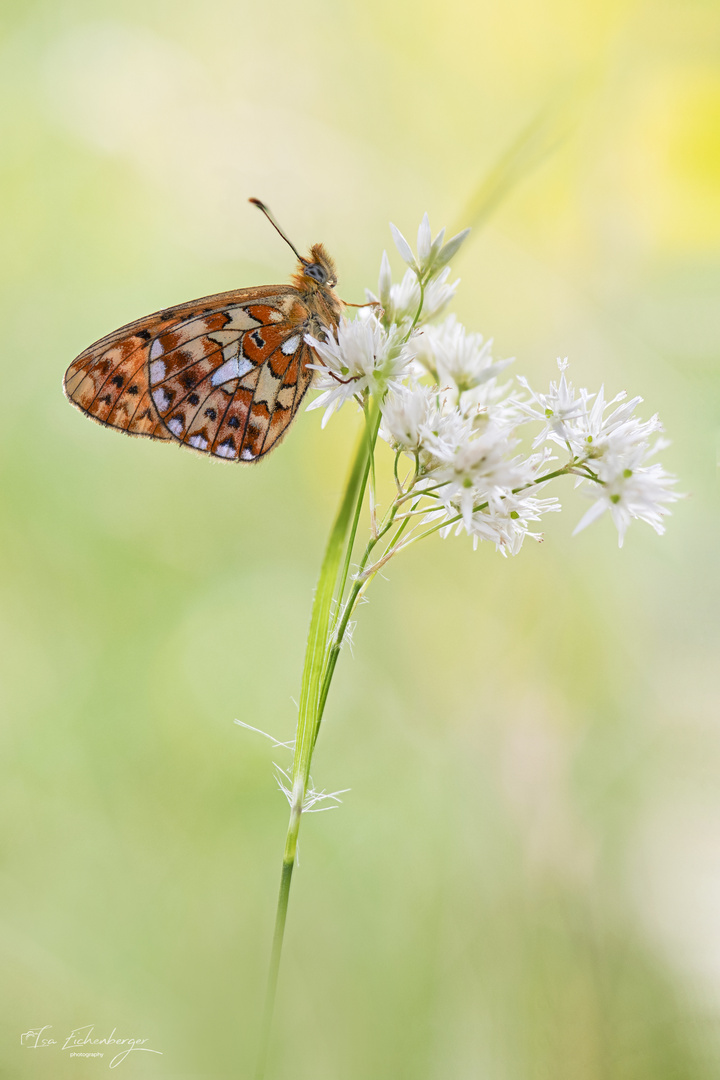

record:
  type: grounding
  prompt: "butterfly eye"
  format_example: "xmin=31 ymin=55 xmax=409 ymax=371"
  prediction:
xmin=304 ymin=263 xmax=328 ymax=284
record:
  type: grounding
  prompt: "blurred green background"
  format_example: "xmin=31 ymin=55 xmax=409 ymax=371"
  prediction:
xmin=2 ymin=0 xmax=719 ymax=1076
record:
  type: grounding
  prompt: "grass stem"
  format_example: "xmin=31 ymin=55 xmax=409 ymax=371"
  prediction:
xmin=255 ymin=401 xmax=380 ymax=1078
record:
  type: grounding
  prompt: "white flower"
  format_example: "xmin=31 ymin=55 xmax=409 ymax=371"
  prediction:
xmin=306 ymin=316 xmax=413 ymax=425
xmin=429 ymin=422 xmax=531 ymax=528
xmin=379 ymin=384 xmax=437 ymax=451
xmin=427 ymin=491 xmax=561 ymax=555
xmin=516 ymin=359 xmax=587 ymax=448
xmin=379 ymin=383 xmax=476 ymax=468
xmin=418 ymin=402 xmax=473 ymax=468
xmin=573 ymin=440 xmax=680 ymax=547
xmin=517 ymin=360 xmax=664 ymax=465
xmin=367 ymin=261 xmax=458 ymax=330
xmin=515 ymin=359 xmax=680 ymax=544
xmin=389 ymin=213 xmax=470 ymax=280
xmin=305 ymin=219 xmax=680 ymax=561
xmin=567 ymin=384 xmax=662 ymax=463
xmin=414 ymin=314 xmax=513 ymax=396
xmin=422 ymin=269 xmax=461 ymax=322
xmin=465 ymin=494 xmax=562 ymax=555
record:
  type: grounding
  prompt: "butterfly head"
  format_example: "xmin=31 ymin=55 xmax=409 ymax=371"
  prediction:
xmin=293 ymin=244 xmax=338 ymax=292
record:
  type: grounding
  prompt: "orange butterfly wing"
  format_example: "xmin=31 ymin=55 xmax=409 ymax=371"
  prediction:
xmin=64 ymin=286 xmax=317 ymax=462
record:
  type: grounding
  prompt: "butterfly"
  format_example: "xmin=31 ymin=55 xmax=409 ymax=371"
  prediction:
xmin=64 ymin=200 xmax=344 ymax=463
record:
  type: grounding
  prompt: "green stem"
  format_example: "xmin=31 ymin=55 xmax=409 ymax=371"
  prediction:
xmin=254 ymin=834 xmax=297 ymax=1080
xmin=255 ymin=401 xmax=380 ymax=1079
xmin=317 ymin=500 xmax=400 ymax=718
xmin=313 ymin=402 xmax=382 ymax=753
xmin=333 ymin=401 xmax=382 ymax=634
xmin=409 ymin=276 xmax=426 ymax=333
xmin=257 ymin=240 xmax=436 ymax=1076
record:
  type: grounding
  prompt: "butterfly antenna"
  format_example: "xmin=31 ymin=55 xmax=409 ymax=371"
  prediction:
xmin=249 ymin=198 xmax=307 ymax=265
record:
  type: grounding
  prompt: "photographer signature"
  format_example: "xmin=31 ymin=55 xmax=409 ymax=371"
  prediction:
xmin=21 ymin=1025 xmax=162 ymax=1068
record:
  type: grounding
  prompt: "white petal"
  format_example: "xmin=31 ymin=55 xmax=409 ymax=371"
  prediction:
xmin=572 ymin=499 xmax=607 ymax=535
xmin=378 ymin=250 xmax=392 ymax=305
xmin=417 ymin=213 xmax=432 ymax=261
xmin=390 ymin=223 xmax=416 ymax=267
xmin=436 ymin=229 xmax=470 ymax=269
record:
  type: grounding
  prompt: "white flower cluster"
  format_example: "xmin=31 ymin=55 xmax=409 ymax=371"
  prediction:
xmin=517 ymin=363 xmax=680 ymax=546
xmin=305 ymin=318 xmax=412 ymax=427
xmin=305 ymin=216 xmax=680 ymax=555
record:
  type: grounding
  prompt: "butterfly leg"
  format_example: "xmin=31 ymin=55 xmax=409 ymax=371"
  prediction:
xmin=339 ymin=299 xmax=383 ymax=311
